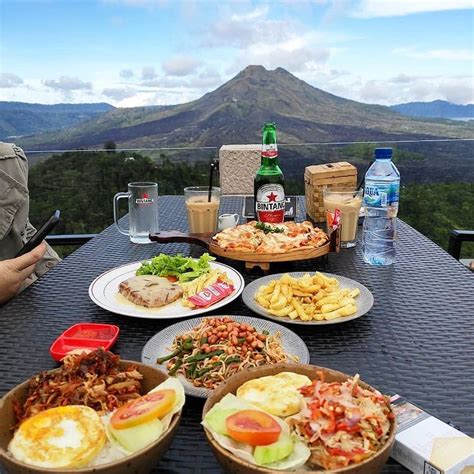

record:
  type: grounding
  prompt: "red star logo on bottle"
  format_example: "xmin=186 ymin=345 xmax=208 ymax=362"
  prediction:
xmin=143 ymin=193 xmax=149 ymax=199
xmin=266 ymin=191 xmax=278 ymax=202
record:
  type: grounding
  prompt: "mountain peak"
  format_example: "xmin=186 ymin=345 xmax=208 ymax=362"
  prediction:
xmin=239 ymin=65 xmax=292 ymax=79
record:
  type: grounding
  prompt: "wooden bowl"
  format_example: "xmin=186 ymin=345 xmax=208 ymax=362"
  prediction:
xmin=0 ymin=361 xmax=182 ymax=474
xmin=202 ymin=363 xmax=396 ymax=474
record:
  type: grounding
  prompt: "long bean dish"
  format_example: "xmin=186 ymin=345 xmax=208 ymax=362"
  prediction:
xmin=157 ymin=317 xmax=299 ymax=389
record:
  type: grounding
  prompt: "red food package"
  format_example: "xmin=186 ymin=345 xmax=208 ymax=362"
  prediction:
xmin=326 ymin=208 xmax=341 ymax=231
xmin=187 ymin=280 xmax=234 ymax=308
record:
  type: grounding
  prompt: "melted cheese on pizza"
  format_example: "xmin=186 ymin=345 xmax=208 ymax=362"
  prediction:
xmin=213 ymin=221 xmax=328 ymax=253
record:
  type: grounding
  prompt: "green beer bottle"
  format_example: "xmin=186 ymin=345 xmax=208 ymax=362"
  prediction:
xmin=254 ymin=122 xmax=285 ymax=223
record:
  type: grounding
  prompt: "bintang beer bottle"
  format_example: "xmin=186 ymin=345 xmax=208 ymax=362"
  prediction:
xmin=254 ymin=122 xmax=285 ymax=223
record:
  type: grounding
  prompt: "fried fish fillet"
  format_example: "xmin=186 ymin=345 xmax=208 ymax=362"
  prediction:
xmin=119 ymin=275 xmax=183 ymax=308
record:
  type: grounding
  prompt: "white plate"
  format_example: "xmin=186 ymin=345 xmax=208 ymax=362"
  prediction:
xmin=242 ymin=272 xmax=374 ymax=325
xmin=141 ymin=315 xmax=310 ymax=398
xmin=88 ymin=261 xmax=245 ymax=319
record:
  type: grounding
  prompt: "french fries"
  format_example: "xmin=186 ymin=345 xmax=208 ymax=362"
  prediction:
xmin=255 ymin=272 xmax=360 ymax=322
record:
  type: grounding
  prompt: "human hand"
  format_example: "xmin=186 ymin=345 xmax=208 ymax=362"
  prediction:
xmin=0 ymin=242 xmax=46 ymax=304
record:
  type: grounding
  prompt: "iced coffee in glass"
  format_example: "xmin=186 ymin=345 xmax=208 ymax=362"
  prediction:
xmin=323 ymin=189 xmax=363 ymax=248
xmin=184 ymin=186 xmax=221 ymax=233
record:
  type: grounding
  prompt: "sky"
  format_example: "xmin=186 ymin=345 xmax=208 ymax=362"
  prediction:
xmin=0 ymin=0 xmax=473 ymax=107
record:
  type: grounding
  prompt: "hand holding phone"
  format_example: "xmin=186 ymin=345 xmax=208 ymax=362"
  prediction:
xmin=15 ymin=210 xmax=60 ymax=258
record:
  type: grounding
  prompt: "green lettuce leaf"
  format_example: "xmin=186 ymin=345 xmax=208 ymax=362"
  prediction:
xmin=136 ymin=253 xmax=215 ymax=282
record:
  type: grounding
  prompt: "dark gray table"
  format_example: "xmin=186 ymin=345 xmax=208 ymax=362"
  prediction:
xmin=1 ymin=196 xmax=473 ymax=474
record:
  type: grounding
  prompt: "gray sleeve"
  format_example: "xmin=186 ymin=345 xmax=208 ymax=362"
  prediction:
xmin=0 ymin=142 xmax=29 ymax=242
xmin=0 ymin=169 xmax=28 ymax=241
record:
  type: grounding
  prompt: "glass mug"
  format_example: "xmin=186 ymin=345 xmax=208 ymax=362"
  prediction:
xmin=113 ymin=182 xmax=159 ymax=243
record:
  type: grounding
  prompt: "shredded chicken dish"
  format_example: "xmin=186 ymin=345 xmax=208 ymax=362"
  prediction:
xmin=13 ymin=348 xmax=143 ymax=425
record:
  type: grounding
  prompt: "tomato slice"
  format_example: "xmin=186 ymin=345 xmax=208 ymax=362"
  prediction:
xmin=226 ymin=410 xmax=281 ymax=446
xmin=110 ymin=389 xmax=176 ymax=430
xmin=166 ymin=275 xmax=178 ymax=283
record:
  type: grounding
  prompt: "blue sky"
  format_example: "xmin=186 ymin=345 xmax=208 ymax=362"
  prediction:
xmin=0 ymin=0 xmax=473 ymax=106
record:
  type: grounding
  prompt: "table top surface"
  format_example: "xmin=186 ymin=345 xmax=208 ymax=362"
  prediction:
xmin=1 ymin=195 xmax=473 ymax=474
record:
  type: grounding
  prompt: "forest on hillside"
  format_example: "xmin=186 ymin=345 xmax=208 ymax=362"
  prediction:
xmin=28 ymin=151 xmax=474 ymax=259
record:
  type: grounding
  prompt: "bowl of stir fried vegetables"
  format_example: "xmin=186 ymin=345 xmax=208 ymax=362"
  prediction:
xmin=203 ymin=363 xmax=396 ymax=473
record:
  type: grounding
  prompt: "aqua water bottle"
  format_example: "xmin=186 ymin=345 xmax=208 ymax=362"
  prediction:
xmin=362 ymin=148 xmax=400 ymax=265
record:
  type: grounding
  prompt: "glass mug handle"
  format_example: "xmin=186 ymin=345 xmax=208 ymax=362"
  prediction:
xmin=113 ymin=192 xmax=130 ymax=236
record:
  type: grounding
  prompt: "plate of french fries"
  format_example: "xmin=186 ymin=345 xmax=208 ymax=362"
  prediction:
xmin=242 ymin=272 xmax=374 ymax=325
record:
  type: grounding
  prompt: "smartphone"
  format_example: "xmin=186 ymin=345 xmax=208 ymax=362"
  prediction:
xmin=15 ymin=210 xmax=60 ymax=257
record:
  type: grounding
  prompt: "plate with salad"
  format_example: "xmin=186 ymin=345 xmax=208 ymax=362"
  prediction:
xmin=88 ymin=253 xmax=245 ymax=319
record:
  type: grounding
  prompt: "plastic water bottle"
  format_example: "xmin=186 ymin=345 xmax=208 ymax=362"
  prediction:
xmin=362 ymin=148 xmax=400 ymax=265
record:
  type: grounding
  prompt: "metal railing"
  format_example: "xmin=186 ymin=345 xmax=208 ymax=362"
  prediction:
xmin=45 ymin=234 xmax=97 ymax=246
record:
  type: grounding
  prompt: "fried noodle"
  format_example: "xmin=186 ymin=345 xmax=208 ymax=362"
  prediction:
xmin=160 ymin=317 xmax=298 ymax=390
xmin=13 ymin=348 xmax=143 ymax=425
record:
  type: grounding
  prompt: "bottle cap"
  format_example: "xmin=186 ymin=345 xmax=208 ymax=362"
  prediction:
xmin=375 ymin=148 xmax=392 ymax=159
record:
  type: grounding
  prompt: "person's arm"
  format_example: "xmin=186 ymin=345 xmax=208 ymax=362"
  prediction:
xmin=0 ymin=242 xmax=46 ymax=305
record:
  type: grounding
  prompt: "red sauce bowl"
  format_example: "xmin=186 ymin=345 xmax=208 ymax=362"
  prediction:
xmin=49 ymin=323 xmax=120 ymax=361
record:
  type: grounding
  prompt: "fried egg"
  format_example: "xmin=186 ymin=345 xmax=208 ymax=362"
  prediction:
xmin=236 ymin=372 xmax=311 ymax=417
xmin=9 ymin=405 xmax=106 ymax=468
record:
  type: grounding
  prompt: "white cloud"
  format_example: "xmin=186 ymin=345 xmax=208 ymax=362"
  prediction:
xmin=120 ymin=69 xmax=134 ymax=79
xmin=43 ymin=76 xmax=92 ymax=91
xmin=352 ymin=0 xmax=473 ymax=18
xmin=162 ymin=56 xmax=202 ymax=77
xmin=141 ymin=77 xmax=188 ymax=87
xmin=188 ymin=68 xmax=223 ymax=88
xmin=358 ymin=79 xmax=389 ymax=103
xmin=394 ymin=47 xmax=474 ymax=61
xmin=102 ymin=86 xmax=137 ymax=100
xmin=205 ymin=7 xmax=332 ymax=74
xmin=141 ymin=66 xmax=157 ymax=80
xmin=438 ymin=78 xmax=474 ymax=104
xmin=204 ymin=6 xmax=296 ymax=49
xmin=389 ymin=74 xmax=417 ymax=84
xmin=338 ymin=75 xmax=474 ymax=105
xmin=0 ymin=73 xmax=23 ymax=88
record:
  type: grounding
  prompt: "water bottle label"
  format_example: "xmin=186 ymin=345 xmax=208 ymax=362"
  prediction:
xmin=364 ymin=182 xmax=399 ymax=207
xmin=390 ymin=183 xmax=399 ymax=204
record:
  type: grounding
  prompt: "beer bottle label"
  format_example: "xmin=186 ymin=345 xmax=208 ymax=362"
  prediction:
xmin=256 ymin=184 xmax=285 ymax=223
xmin=262 ymin=143 xmax=278 ymax=158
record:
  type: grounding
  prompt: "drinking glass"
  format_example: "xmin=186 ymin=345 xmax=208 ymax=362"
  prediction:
xmin=113 ymin=182 xmax=159 ymax=243
xmin=184 ymin=186 xmax=221 ymax=233
xmin=323 ymin=188 xmax=363 ymax=248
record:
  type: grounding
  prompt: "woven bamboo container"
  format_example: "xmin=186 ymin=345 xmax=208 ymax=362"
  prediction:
xmin=305 ymin=162 xmax=357 ymax=222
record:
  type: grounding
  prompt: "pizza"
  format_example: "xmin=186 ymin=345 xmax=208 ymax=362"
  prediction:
xmin=212 ymin=221 xmax=329 ymax=254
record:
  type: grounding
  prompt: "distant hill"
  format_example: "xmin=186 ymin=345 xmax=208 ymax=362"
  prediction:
xmin=0 ymin=102 xmax=115 ymax=140
xmin=17 ymin=66 xmax=474 ymax=152
xmin=390 ymin=100 xmax=474 ymax=120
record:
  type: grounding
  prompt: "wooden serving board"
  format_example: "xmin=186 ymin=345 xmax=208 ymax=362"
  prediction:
xmin=149 ymin=229 xmax=339 ymax=271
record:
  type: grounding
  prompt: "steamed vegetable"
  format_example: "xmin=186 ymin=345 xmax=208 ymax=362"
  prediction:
xmin=136 ymin=253 xmax=215 ymax=282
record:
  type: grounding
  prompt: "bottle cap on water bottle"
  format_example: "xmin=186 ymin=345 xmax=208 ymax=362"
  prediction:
xmin=375 ymin=148 xmax=392 ymax=159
